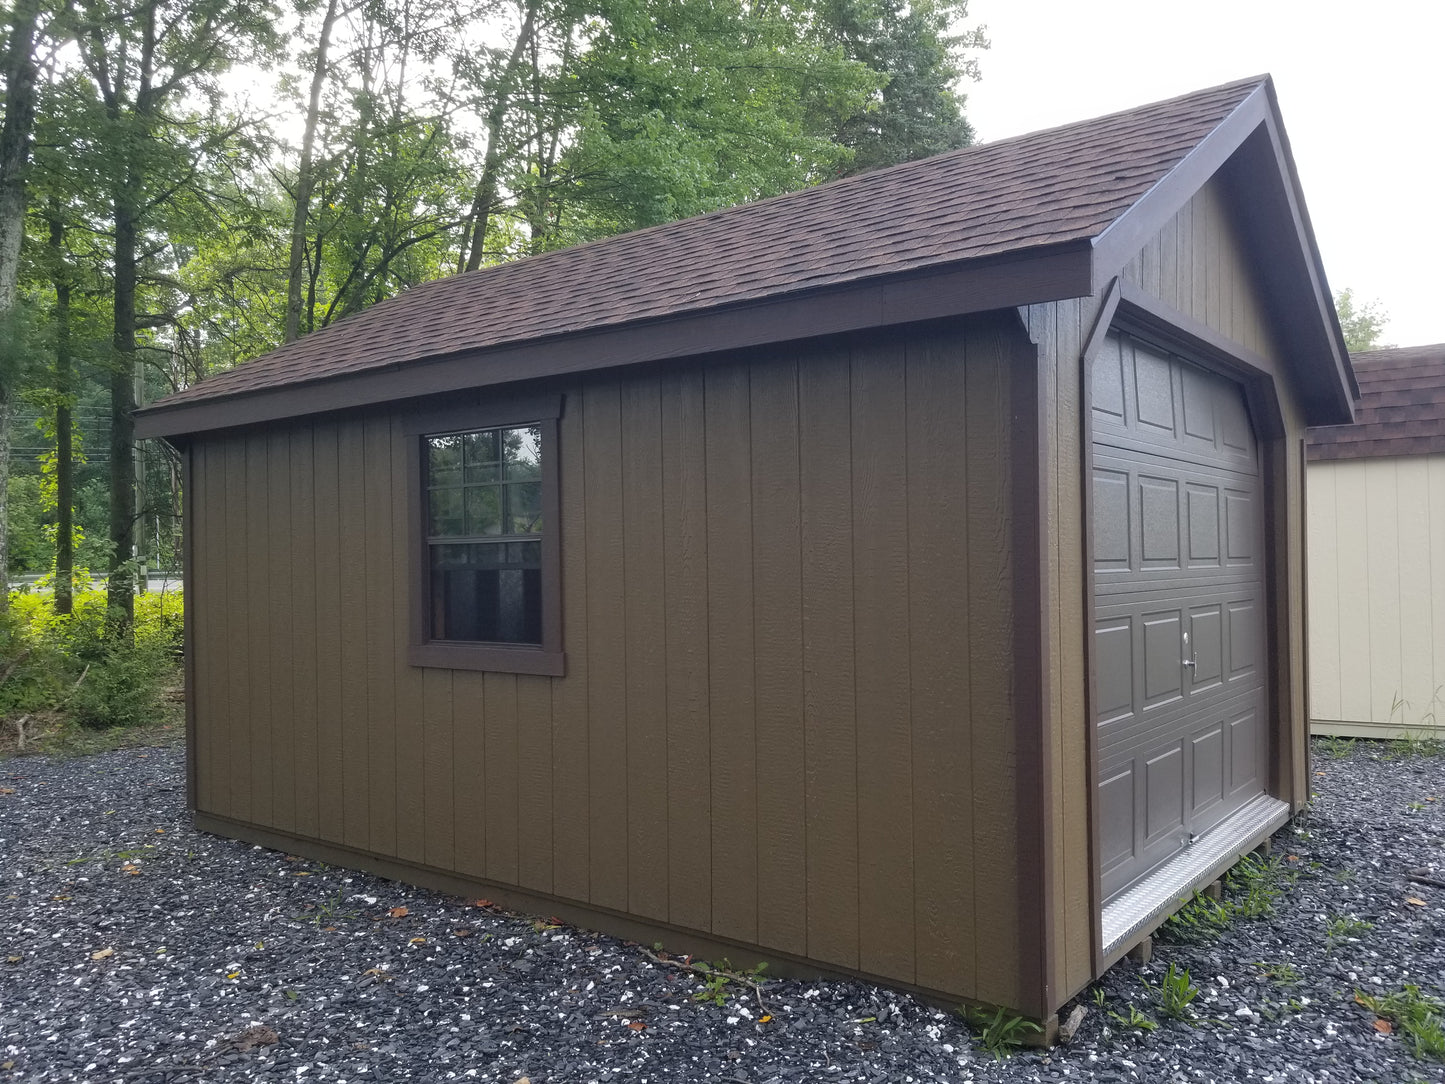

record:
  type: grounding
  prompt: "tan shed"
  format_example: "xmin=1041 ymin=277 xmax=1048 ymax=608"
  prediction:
xmin=1307 ymin=344 xmax=1445 ymax=739
xmin=136 ymin=76 xmax=1354 ymax=1026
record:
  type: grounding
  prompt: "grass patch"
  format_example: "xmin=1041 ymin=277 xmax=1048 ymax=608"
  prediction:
xmin=1356 ymin=985 xmax=1445 ymax=1062
xmin=1163 ymin=852 xmax=1298 ymax=942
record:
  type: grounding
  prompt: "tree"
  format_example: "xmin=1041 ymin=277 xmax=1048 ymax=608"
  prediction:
xmin=1335 ymin=288 xmax=1392 ymax=355
xmin=67 ymin=0 xmax=279 ymax=628
xmin=0 ymin=0 xmax=46 ymax=609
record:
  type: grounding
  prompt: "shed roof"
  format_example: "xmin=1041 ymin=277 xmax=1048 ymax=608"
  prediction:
xmin=1307 ymin=344 xmax=1445 ymax=461
xmin=137 ymin=75 xmax=1353 ymax=438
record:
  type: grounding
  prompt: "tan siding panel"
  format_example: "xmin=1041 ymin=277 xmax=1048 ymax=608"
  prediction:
xmin=196 ymin=442 xmax=229 ymax=820
xmin=337 ymin=422 xmax=370 ymax=851
xmin=363 ymin=415 xmax=398 ymax=857
xmin=224 ymin=438 xmax=253 ymax=826
xmin=750 ymin=356 xmax=807 ymax=957
xmin=516 ymin=675 xmax=554 ymax=894
xmin=583 ymin=381 xmax=629 ymax=912
xmin=705 ymin=361 xmax=758 ymax=944
xmin=550 ymin=398 xmax=589 ymax=901
xmin=799 ymin=347 xmax=859 ymax=970
xmin=423 ymin=667 xmax=456 ymax=872
xmin=266 ymin=430 xmax=296 ymax=836
xmin=452 ymin=669 xmax=487 ymax=879
xmin=484 ymin=673 xmax=521 ymax=885
xmin=290 ymin=428 xmax=321 ymax=840
xmin=621 ymin=378 xmax=669 ymax=921
xmin=660 ymin=368 xmax=711 ymax=931
xmin=964 ymin=323 xmax=1021 ymax=1010
xmin=312 ymin=423 xmax=346 ymax=844
xmin=851 ymin=340 xmax=915 ymax=982
xmin=906 ymin=329 xmax=975 ymax=995
xmin=1306 ymin=462 xmax=1341 ymax=720
xmin=392 ymin=419 xmax=427 ymax=861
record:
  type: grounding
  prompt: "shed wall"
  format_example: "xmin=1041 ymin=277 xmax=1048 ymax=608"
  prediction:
xmin=1119 ymin=173 xmax=1311 ymax=808
xmin=1017 ymin=173 xmax=1317 ymax=1003
xmin=1307 ymin=454 xmax=1445 ymax=737
xmin=188 ymin=317 xmax=1032 ymax=1010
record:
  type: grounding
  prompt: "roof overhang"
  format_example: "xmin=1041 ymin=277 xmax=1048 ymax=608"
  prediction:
xmin=1093 ymin=80 xmax=1355 ymax=427
xmin=135 ymin=240 xmax=1094 ymax=439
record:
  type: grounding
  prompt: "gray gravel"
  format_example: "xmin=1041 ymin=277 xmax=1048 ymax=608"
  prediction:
xmin=1 ymin=738 xmax=1441 ymax=1083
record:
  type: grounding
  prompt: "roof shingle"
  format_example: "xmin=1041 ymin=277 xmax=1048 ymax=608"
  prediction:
xmin=1307 ymin=344 xmax=1445 ymax=461
xmin=152 ymin=77 xmax=1265 ymax=410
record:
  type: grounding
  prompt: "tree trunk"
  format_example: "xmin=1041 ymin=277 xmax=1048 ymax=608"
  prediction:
xmin=0 ymin=0 xmax=43 ymax=612
xmin=48 ymin=203 xmax=74 ymax=614
xmin=284 ymin=0 xmax=340 ymax=343
xmin=459 ymin=0 xmax=537 ymax=274
xmin=108 ymin=186 xmax=139 ymax=631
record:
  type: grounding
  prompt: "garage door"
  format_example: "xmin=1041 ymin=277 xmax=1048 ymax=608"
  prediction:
xmin=1092 ymin=332 xmax=1268 ymax=904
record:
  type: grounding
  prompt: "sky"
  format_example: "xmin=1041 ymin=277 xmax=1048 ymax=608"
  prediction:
xmin=962 ymin=0 xmax=1445 ymax=348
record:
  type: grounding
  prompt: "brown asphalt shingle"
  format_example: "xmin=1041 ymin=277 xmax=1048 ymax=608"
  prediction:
xmin=1307 ymin=344 xmax=1445 ymax=461
xmin=155 ymin=77 xmax=1265 ymax=409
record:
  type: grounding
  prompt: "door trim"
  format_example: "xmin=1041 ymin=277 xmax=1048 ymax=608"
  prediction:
xmin=1083 ymin=283 xmax=1291 ymax=973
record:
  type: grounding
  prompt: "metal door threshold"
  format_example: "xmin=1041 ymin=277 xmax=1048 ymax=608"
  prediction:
xmin=1101 ymin=793 xmax=1291 ymax=959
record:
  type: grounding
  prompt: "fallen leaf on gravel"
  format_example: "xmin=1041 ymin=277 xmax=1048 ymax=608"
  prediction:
xmin=1406 ymin=897 xmax=1427 ymax=906
xmin=293 ymin=872 xmax=311 ymax=877
xmin=759 ymin=1015 xmax=772 ymax=1023
xmin=90 ymin=948 xmax=113 ymax=961
xmin=1374 ymin=1018 xmax=1392 ymax=1034
xmin=0 ymin=787 xmax=14 ymax=794
xmin=121 ymin=864 xmax=141 ymax=875
xmin=154 ymin=828 xmax=165 ymax=834
xmin=409 ymin=937 xmax=426 ymax=945
xmin=51 ymin=895 xmax=69 ymax=901
xmin=2 ymin=1060 xmax=12 ymax=1069
xmin=6 ymin=956 xmax=21 ymax=964
xmin=229 ymin=1025 xmax=279 ymax=1051
xmin=475 ymin=899 xmax=494 ymax=907
xmin=453 ymin=929 xmax=472 ymax=937
xmin=627 ymin=1021 xmax=646 ymax=1031
xmin=389 ymin=906 xmax=409 ymax=918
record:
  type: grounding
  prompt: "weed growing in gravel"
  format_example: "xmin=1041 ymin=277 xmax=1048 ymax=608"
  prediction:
xmin=1325 ymin=915 xmax=1375 ymax=947
xmin=966 ymin=1006 xmax=1041 ymax=1059
xmin=1148 ymin=963 xmax=1199 ymax=1021
xmin=294 ymin=890 xmax=359 ymax=926
xmin=1255 ymin=961 xmax=1302 ymax=987
xmin=689 ymin=959 xmax=768 ymax=1008
xmin=1107 ymin=1003 xmax=1157 ymax=1033
xmin=1320 ymin=734 xmax=1357 ymax=758
xmin=1164 ymin=853 xmax=1297 ymax=942
xmin=1355 ymin=985 xmax=1445 ymax=1062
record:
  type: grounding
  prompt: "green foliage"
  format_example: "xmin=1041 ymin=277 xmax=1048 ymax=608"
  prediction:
xmin=689 ymin=958 xmax=768 ymax=1006
xmin=1255 ymin=961 xmax=1302 ymax=987
xmin=1164 ymin=853 xmax=1298 ymax=941
xmin=1107 ymin=1003 xmax=1157 ymax=1033
xmin=1334 ymin=288 xmax=1392 ymax=354
xmin=1320 ymin=734 xmax=1357 ymax=759
xmin=1150 ymin=962 xmax=1199 ymax=1021
xmin=966 ymin=1005 xmax=1041 ymax=1059
xmin=1326 ymin=914 xmax=1374 ymax=947
xmin=1356 ymin=985 xmax=1445 ymax=1062
xmin=0 ymin=584 xmax=182 ymax=732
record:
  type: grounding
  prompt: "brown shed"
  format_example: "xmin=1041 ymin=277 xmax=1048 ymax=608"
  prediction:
xmin=136 ymin=76 xmax=1354 ymax=1025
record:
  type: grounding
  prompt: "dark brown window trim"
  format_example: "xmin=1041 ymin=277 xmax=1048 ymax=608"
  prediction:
xmin=405 ymin=392 xmax=565 ymax=676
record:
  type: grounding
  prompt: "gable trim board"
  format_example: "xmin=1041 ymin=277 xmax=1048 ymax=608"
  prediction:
xmin=142 ymin=78 xmax=1353 ymax=1023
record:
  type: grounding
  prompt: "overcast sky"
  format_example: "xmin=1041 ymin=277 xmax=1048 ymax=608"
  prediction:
xmin=962 ymin=0 xmax=1444 ymax=349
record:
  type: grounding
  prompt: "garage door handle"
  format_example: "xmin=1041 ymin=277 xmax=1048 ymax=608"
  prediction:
xmin=1182 ymin=655 xmax=1197 ymax=669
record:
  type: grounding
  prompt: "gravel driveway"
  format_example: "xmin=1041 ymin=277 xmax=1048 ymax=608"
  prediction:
xmin=2 ymin=739 xmax=1442 ymax=1083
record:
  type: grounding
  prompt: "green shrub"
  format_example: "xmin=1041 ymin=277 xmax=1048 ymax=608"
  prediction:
xmin=1 ymin=585 xmax=183 ymax=733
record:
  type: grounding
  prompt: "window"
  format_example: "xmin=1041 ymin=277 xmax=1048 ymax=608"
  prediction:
xmin=407 ymin=395 xmax=563 ymax=675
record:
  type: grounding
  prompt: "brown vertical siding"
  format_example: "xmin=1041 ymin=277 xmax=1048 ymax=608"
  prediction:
xmin=749 ymin=358 xmax=807 ymax=957
xmin=289 ymin=429 xmax=321 ymax=841
xmin=188 ymin=317 xmax=1033 ymax=1010
xmin=1024 ymin=296 xmax=1097 ymax=1004
xmin=659 ymin=369 xmax=712 ymax=931
xmin=621 ymin=380 xmax=669 ymax=921
xmin=704 ymin=361 xmax=759 ymax=946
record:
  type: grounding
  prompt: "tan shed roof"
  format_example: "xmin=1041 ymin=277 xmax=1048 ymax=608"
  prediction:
xmin=1307 ymin=344 xmax=1445 ymax=461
